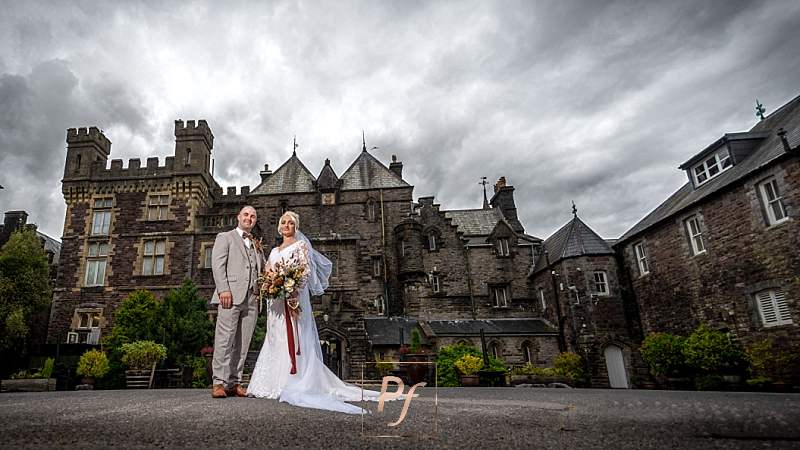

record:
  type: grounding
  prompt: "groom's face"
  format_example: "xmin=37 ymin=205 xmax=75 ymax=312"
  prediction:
xmin=237 ymin=207 xmax=257 ymax=232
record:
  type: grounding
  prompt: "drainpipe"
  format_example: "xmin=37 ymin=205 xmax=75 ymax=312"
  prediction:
xmin=463 ymin=240 xmax=477 ymax=319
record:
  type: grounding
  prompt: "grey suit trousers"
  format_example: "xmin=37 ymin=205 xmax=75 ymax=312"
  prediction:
xmin=212 ymin=293 xmax=258 ymax=387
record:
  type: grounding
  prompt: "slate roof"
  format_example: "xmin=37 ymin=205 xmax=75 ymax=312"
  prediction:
xmin=250 ymin=153 xmax=317 ymax=194
xmin=316 ymin=159 xmax=339 ymax=191
xmin=443 ymin=208 xmax=505 ymax=236
xmin=365 ymin=317 xmax=426 ymax=346
xmin=618 ymin=94 xmax=800 ymax=243
xmin=339 ymin=150 xmax=409 ymax=190
xmin=37 ymin=231 xmax=61 ymax=265
xmin=531 ymin=215 xmax=613 ymax=274
xmin=423 ymin=319 xmax=556 ymax=336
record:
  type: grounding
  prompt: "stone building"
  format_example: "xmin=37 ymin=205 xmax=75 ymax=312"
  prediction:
xmin=615 ymin=95 xmax=800 ymax=361
xmin=48 ymin=120 xmax=560 ymax=380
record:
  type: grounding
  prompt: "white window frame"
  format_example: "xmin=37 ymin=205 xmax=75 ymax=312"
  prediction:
xmin=428 ymin=233 xmax=437 ymax=251
xmin=498 ymin=238 xmax=510 ymax=256
xmin=84 ymin=242 xmax=109 ymax=286
xmin=755 ymin=288 xmax=792 ymax=327
xmin=634 ymin=241 xmax=649 ymax=276
xmin=91 ymin=210 xmax=111 ymax=236
xmin=492 ymin=285 xmax=509 ymax=308
xmin=142 ymin=240 xmax=166 ymax=275
xmin=684 ymin=215 xmax=706 ymax=255
xmin=147 ymin=194 xmax=170 ymax=221
xmin=66 ymin=332 xmax=79 ymax=344
xmin=203 ymin=246 xmax=213 ymax=268
xmin=759 ymin=177 xmax=788 ymax=226
xmin=593 ymin=271 xmax=609 ymax=296
xmin=431 ymin=275 xmax=440 ymax=293
xmin=692 ymin=147 xmax=732 ymax=186
xmin=522 ymin=342 xmax=534 ymax=363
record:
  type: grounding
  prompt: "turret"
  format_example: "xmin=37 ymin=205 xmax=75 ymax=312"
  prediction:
xmin=393 ymin=218 xmax=425 ymax=280
xmin=64 ymin=127 xmax=111 ymax=179
xmin=174 ymin=119 xmax=214 ymax=174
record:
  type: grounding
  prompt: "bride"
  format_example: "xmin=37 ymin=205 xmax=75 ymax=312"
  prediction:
xmin=247 ymin=211 xmax=385 ymax=413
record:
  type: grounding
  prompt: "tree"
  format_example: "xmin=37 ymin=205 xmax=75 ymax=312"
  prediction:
xmin=104 ymin=290 xmax=163 ymax=386
xmin=161 ymin=279 xmax=214 ymax=367
xmin=0 ymin=229 xmax=51 ymax=376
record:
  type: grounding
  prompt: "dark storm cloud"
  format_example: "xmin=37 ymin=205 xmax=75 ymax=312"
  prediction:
xmin=0 ymin=0 xmax=798 ymax=241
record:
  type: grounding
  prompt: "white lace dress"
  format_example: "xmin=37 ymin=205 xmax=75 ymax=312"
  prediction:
xmin=246 ymin=241 xmax=383 ymax=414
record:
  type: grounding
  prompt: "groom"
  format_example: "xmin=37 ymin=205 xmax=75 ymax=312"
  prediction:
xmin=210 ymin=205 xmax=262 ymax=398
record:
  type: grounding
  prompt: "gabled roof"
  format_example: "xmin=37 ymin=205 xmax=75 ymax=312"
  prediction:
xmin=531 ymin=215 xmax=613 ymax=274
xmin=316 ymin=159 xmax=339 ymax=191
xmin=37 ymin=231 xmax=61 ymax=265
xmin=423 ymin=319 xmax=556 ymax=336
xmin=443 ymin=208 xmax=505 ymax=236
xmin=251 ymin=153 xmax=317 ymax=194
xmin=339 ymin=150 xmax=409 ymax=190
xmin=618 ymin=94 xmax=800 ymax=243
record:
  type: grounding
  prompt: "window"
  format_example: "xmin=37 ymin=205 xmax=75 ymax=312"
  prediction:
xmin=203 ymin=246 xmax=213 ymax=268
xmin=75 ymin=153 xmax=82 ymax=172
xmin=399 ymin=241 xmax=406 ymax=257
xmin=147 ymin=195 xmax=170 ymax=221
xmin=755 ymin=288 xmax=792 ymax=327
xmin=491 ymin=285 xmax=509 ymax=308
xmin=759 ymin=177 xmax=788 ymax=225
xmin=489 ymin=342 xmax=500 ymax=359
xmin=521 ymin=342 xmax=534 ymax=364
xmin=374 ymin=295 xmax=385 ymax=315
xmin=185 ymin=148 xmax=192 ymax=165
xmin=594 ymin=271 xmax=609 ymax=295
xmin=685 ymin=215 xmax=706 ymax=255
xmin=325 ymin=251 xmax=339 ymax=278
xmin=692 ymin=147 xmax=732 ymax=186
xmin=142 ymin=240 xmax=166 ymax=275
xmin=91 ymin=198 xmax=113 ymax=236
xmin=366 ymin=199 xmax=377 ymax=222
xmin=634 ymin=241 xmax=649 ymax=276
xmin=538 ymin=288 xmax=546 ymax=311
xmin=372 ymin=256 xmax=382 ymax=278
xmin=431 ymin=275 xmax=440 ymax=293
xmin=428 ymin=233 xmax=437 ymax=251
xmin=84 ymin=242 xmax=109 ymax=286
xmin=497 ymin=238 xmax=510 ymax=256
xmin=76 ymin=311 xmax=101 ymax=329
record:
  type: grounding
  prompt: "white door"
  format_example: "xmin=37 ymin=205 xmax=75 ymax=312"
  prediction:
xmin=604 ymin=345 xmax=629 ymax=388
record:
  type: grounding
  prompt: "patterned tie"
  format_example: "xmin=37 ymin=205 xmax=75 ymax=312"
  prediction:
xmin=242 ymin=231 xmax=253 ymax=241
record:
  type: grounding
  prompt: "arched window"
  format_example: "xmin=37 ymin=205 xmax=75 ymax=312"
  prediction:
xmin=489 ymin=342 xmax=501 ymax=360
xmin=366 ymin=199 xmax=377 ymax=222
xmin=75 ymin=153 xmax=82 ymax=172
xmin=185 ymin=148 xmax=192 ymax=165
xmin=521 ymin=341 xmax=535 ymax=364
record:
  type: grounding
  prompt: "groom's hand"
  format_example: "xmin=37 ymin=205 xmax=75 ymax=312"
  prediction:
xmin=219 ymin=291 xmax=233 ymax=309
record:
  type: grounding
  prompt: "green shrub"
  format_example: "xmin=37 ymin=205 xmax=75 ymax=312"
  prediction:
xmin=435 ymin=343 xmax=505 ymax=387
xmin=410 ymin=328 xmax=422 ymax=353
xmin=454 ymin=355 xmax=483 ymax=376
xmin=161 ymin=279 xmax=214 ymax=369
xmin=554 ymin=352 xmax=584 ymax=381
xmin=745 ymin=338 xmax=798 ymax=383
xmin=683 ymin=324 xmax=743 ymax=374
xmin=121 ymin=340 xmax=167 ymax=371
xmin=694 ymin=373 xmax=724 ymax=391
xmin=374 ymin=354 xmax=394 ymax=376
xmin=40 ymin=357 xmax=54 ymax=379
xmin=76 ymin=350 xmax=110 ymax=379
xmin=187 ymin=356 xmax=209 ymax=388
xmin=640 ymin=333 xmax=687 ymax=377
xmin=510 ymin=364 xmax=559 ymax=378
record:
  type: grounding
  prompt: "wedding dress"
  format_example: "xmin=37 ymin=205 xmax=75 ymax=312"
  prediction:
xmin=247 ymin=234 xmax=384 ymax=414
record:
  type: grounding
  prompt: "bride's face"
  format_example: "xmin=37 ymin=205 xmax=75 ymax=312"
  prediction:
xmin=279 ymin=216 xmax=296 ymax=238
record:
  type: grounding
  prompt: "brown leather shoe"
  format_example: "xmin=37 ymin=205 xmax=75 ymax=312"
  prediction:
xmin=226 ymin=384 xmax=247 ymax=398
xmin=211 ymin=384 xmax=227 ymax=398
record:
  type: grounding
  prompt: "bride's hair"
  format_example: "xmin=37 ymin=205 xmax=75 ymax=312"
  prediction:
xmin=278 ymin=211 xmax=300 ymax=234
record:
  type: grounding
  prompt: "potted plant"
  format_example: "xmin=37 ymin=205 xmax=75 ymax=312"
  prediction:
xmin=455 ymin=354 xmax=483 ymax=386
xmin=0 ymin=358 xmax=57 ymax=392
xmin=121 ymin=340 xmax=167 ymax=389
xmin=401 ymin=329 xmax=431 ymax=384
xmin=76 ymin=351 xmax=109 ymax=389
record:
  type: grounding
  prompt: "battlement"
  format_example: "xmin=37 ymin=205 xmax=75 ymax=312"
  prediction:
xmin=66 ymin=126 xmax=111 ymax=154
xmin=217 ymin=185 xmax=251 ymax=203
xmin=174 ymin=119 xmax=214 ymax=149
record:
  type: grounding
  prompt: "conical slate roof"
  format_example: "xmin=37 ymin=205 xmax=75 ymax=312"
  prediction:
xmin=251 ymin=153 xmax=317 ymax=194
xmin=339 ymin=150 xmax=409 ymax=190
xmin=532 ymin=215 xmax=613 ymax=274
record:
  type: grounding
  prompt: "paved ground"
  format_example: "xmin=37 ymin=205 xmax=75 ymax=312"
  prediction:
xmin=2 ymin=387 xmax=800 ymax=449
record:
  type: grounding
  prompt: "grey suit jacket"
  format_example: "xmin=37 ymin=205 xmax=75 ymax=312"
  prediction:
xmin=210 ymin=229 xmax=264 ymax=305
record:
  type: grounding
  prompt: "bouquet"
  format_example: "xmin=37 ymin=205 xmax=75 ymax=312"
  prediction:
xmin=258 ymin=251 xmax=308 ymax=312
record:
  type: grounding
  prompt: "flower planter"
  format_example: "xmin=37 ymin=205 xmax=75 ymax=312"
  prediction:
xmin=478 ymin=370 xmax=507 ymax=387
xmin=1 ymin=378 xmax=56 ymax=393
xmin=125 ymin=370 xmax=153 ymax=389
xmin=460 ymin=375 xmax=480 ymax=387
xmin=400 ymin=353 xmax=430 ymax=385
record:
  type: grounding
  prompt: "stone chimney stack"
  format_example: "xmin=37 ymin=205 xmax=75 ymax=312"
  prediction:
xmin=389 ymin=155 xmax=403 ymax=179
xmin=490 ymin=176 xmax=524 ymax=233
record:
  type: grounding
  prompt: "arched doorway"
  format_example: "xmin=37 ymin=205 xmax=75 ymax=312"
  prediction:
xmin=318 ymin=328 xmax=347 ymax=379
xmin=603 ymin=345 xmax=629 ymax=388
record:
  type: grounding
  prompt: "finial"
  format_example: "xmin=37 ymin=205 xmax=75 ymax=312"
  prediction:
xmin=572 ymin=201 xmax=577 ymax=217
xmin=479 ymin=176 xmax=489 ymax=209
xmin=362 ymin=130 xmax=367 ymax=152
xmin=755 ymin=99 xmax=766 ymax=121
xmin=293 ymin=135 xmax=298 ymax=156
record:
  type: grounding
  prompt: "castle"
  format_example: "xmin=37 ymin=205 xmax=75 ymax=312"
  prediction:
xmin=49 ymin=94 xmax=800 ymax=387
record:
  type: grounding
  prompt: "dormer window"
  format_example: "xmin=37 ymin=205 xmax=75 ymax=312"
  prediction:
xmin=692 ymin=148 xmax=731 ymax=186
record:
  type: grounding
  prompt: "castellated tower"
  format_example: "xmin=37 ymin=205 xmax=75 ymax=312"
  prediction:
xmin=173 ymin=119 xmax=214 ymax=174
xmin=64 ymin=127 xmax=111 ymax=179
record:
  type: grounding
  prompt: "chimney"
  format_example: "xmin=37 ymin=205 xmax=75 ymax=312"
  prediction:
xmin=260 ymin=164 xmax=272 ymax=183
xmin=777 ymin=128 xmax=793 ymax=153
xmin=489 ymin=177 xmax=524 ymax=233
xmin=3 ymin=211 xmax=28 ymax=234
xmin=389 ymin=155 xmax=403 ymax=179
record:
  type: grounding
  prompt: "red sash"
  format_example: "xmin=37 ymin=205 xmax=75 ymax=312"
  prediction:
xmin=284 ymin=300 xmax=301 ymax=374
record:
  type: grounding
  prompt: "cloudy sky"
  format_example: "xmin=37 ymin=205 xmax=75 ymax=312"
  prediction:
xmin=1 ymin=0 xmax=799 ymax=241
